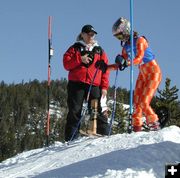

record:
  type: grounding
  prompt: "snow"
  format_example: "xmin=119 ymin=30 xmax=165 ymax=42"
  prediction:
xmin=0 ymin=126 xmax=180 ymax=178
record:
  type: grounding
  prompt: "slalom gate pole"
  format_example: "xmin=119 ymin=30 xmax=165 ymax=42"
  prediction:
xmin=46 ymin=16 xmax=53 ymax=146
xmin=69 ymin=67 xmax=99 ymax=142
xmin=108 ymin=69 xmax=119 ymax=136
xmin=128 ymin=0 xmax=134 ymax=133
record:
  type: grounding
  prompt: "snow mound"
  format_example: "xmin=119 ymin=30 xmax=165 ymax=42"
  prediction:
xmin=0 ymin=126 xmax=180 ymax=178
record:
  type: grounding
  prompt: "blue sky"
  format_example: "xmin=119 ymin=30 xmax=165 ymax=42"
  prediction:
xmin=0 ymin=0 xmax=180 ymax=96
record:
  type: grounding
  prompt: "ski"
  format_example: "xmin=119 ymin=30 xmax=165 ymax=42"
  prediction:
xmin=79 ymin=129 xmax=102 ymax=137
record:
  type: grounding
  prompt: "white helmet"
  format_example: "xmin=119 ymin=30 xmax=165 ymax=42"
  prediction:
xmin=112 ymin=17 xmax=131 ymax=41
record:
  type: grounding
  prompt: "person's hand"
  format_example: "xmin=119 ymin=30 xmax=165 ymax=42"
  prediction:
xmin=81 ymin=54 xmax=92 ymax=64
xmin=115 ymin=54 xmax=128 ymax=71
xmin=115 ymin=54 xmax=125 ymax=64
xmin=101 ymin=89 xmax=107 ymax=98
xmin=95 ymin=60 xmax=107 ymax=73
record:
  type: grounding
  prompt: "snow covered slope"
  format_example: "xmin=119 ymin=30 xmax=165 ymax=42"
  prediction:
xmin=0 ymin=126 xmax=180 ymax=178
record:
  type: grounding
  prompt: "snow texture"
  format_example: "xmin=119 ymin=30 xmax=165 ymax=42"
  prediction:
xmin=0 ymin=126 xmax=180 ymax=178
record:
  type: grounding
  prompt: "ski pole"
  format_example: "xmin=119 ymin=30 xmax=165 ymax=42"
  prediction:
xmin=46 ymin=16 xmax=54 ymax=146
xmin=69 ymin=67 xmax=99 ymax=142
xmin=128 ymin=0 xmax=134 ymax=133
xmin=108 ymin=69 xmax=119 ymax=136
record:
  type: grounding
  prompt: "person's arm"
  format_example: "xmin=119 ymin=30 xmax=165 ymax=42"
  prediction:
xmin=121 ymin=47 xmax=131 ymax=66
xmin=63 ymin=46 xmax=82 ymax=71
xmin=100 ymin=51 xmax=110 ymax=94
xmin=122 ymin=47 xmax=128 ymax=60
xmin=133 ymin=37 xmax=148 ymax=65
xmin=101 ymin=89 xmax=107 ymax=98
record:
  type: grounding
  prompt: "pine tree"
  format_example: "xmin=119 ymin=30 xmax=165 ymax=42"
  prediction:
xmin=112 ymin=103 xmax=129 ymax=134
xmin=156 ymin=78 xmax=180 ymax=126
xmin=0 ymin=77 xmax=179 ymax=162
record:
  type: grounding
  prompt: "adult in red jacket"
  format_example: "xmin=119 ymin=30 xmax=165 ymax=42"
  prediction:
xmin=63 ymin=24 xmax=110 ymax=141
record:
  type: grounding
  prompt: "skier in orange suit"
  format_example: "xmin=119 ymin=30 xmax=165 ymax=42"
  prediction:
xmin=112 ymin=17 xmax=162 ymax=132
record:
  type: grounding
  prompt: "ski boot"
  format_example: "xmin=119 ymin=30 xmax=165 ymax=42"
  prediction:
xmin=148 ymin=121 xmax=160 ymax=131
xmin=133 ymin=125 xmax=142 ymax=132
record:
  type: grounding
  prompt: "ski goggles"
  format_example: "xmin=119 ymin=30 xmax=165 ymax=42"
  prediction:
xmin=114 ymin=32 xmax=125 ymax=41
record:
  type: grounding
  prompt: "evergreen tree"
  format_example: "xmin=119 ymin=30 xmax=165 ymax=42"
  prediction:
xmin=111 ymin=103 xmax=129 ymax=134
xmin=0 ymin=77 xmax=179 ymax=162
xmin=0 ymin=79 xmax=68 ymax=162
xmin=155 ymin=78 xmax=180 ymax=126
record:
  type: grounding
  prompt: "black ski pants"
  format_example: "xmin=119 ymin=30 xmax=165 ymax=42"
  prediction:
xmin=65 ymin=81 xmax=109 ymax=141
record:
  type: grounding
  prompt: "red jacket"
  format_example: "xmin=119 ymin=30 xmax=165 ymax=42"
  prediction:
xmin=63 ymin=45 xmax=109 ymax=90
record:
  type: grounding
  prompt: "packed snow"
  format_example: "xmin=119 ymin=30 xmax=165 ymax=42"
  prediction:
xmin=0 ymin=126 xmax=180 ymax=178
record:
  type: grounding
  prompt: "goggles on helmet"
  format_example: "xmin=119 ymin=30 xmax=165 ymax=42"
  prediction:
xmin=112 ymin=17 xmax=131 ymax=41
xmin=114 ymin=32 xmax=129 ymax=42
xmin=114 ymin=32 xmax=124 ymax=41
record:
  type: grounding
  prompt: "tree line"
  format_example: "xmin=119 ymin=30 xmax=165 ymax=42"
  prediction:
xmin=0 ymin=77 xmax=179 ymax=162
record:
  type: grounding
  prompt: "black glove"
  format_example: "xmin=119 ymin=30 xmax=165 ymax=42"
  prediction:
xmin=81 ymin=52 xmax=94 ymax=68
xmin=115 ymin=54 xmax=128 ymax=71
xmin=95 ymin=60 xmax=107 ymax=73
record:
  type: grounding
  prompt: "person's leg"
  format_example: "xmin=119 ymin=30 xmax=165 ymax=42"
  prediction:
xmin=65 ymin=81 xmax=85 ymax=141
xmin=97 ymin=112 xmax=109 ymax=135
xmin=141 ymin=73 xmax=162 ymax=127
xmin=86 ymin=86 xmax=109 ymax=135
xmin=132 ymin=72 xmax=145 ymax=131
xmin=139 ymin=61 xmax=162 ymax=130
xmin=90 ymin=87 xmax=110 ymax=135
xmin=97 ymin=96 xmax=110 ymax=135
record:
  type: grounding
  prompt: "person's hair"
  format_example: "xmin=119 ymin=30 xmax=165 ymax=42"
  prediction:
xmin=133 ymin=31 xmax=138 ymax=38
xmin=76 ymin=33 xmax=83 ymax=41
xmin=120 ymin=31 xmax=139 ymax=46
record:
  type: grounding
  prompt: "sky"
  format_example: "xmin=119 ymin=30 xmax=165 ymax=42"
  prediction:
xmin=0 ymin=0 xmax=180 ymax=96
xmin=0 ymin=126 xmax=180 ymax=177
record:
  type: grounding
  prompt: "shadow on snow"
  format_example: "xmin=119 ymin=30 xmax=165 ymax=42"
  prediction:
xmin=34 ymin=141 xmax=180 ymax=178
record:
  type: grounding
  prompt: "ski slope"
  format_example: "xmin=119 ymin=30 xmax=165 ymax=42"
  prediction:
xmin=0 ymin=126 xmax=180 ymax=178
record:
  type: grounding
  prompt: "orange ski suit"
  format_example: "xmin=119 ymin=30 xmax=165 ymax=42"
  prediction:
xmin=122 ymin=36 xmax=162 ymax=126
